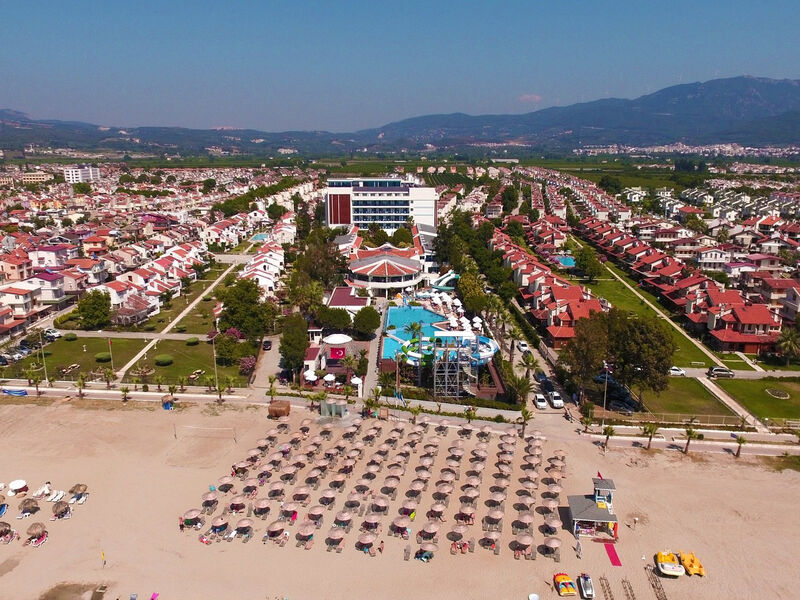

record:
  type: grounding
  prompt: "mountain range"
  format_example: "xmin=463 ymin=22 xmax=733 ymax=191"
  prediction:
xmin=2 ymin=76 xmax=800 ymax=155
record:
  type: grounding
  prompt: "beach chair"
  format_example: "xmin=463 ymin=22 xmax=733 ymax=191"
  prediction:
xmin=247 ymin=503 xmax=253 ymax=517
xmin=404 ymin=545 xmax=411 ymax=561
xmin=468 ymin=538 xmax=475 ymax=553
xmin=226 ymin=531 xmax=234 ymax=542
xmin=369 ymin=546 xmax=377 ymax=557
xmin=130 ymin=595 xmax=137 ymax=600
xmin=243 ymin=533 xmax=251 ymax=543
xmin=305 ymin=539 xmax=313 ymax=550
xmin=494 ymin=545 xmax=500 ymax=556
xmin=77 ymin=493 xmax=89 ymax=505
xmin=296 ymin=539 xmax=304 ymax=547
xmin=450 ymin=542 xmax=458 ymax=555
xmin=327 ymin=542 xmax=334 ymax=552
xmin=336 ymin=544 xmax=342 ymax=553
xmin=514 ymin=549 xmax=521 ymax=560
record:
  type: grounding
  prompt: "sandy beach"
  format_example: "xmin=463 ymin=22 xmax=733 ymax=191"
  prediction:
xmin=1 ymin=398 xmax=798 ymax=600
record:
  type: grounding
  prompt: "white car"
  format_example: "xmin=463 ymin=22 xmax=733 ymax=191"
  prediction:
xmin=548 ymin=391 xmax=564 ymax=409
xmin=517 ymin=340 xmax=530 ymax=354
xmin=45 ymin=328 xmax=62 ymax=338
xmin=533 ymin=394 xmax=548 ymax=410
xmin=668 ymin=366 xmax=686 ymax=376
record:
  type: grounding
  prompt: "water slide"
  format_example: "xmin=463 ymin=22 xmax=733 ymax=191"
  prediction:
xmin=432 ymin=269 xmax=460 ymax=291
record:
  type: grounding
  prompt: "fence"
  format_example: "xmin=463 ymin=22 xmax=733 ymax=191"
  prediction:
xmin=592 ymin=406 xmax=747 ymax=428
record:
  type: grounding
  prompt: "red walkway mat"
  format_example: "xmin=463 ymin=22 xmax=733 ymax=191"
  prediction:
xmin=605 ymin=543 xmax=622 ymax=566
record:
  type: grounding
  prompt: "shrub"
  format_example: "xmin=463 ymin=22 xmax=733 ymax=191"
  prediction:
xmin=202 ymin=296 xmax=213 ymax=302
xmin=144 ymin=325 xmax=156 ymax=332
xmin=174 ymin=325 xmax=186 ymax=333
xmin=154 ymin=354 xmax=174 ymax=366
xmin=239 ymin=355 xmax=256 ymax=375
xmin=142 ymin=384 xmax=149 ymax=392
xmin=493 ymin=414 xmax=507 ymax=423
xmin=95 ymin=352 xmax=112 ymax=363
xmin=186 ymin=337 xmax=200 ymax=346
xmin=64 ymin=333 xmax=78 ymax=341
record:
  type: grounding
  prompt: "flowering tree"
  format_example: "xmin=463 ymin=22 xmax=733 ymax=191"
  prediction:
xmin=239 ymin=355 xmax=257 ymax=375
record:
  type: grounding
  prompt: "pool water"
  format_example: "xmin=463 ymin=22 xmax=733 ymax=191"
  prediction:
xmin=555 ymin=255 xmax=575 ymax=268
xmin=382 ymin=306 xmax=446 ymax=359
xmin=251 ymin=233 xmax=269 ymax=242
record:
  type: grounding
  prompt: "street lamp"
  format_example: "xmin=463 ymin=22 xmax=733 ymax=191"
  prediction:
xmin=39 ymin=330 xmax=48 ymax=383
xmin=601 ymin=360 xmax=613 ymax=428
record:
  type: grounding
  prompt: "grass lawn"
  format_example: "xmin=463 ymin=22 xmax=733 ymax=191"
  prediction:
xmin=713 ymin=352 xmax=757 ymax=372
xmin=172 ymin=299 xmax=218 ymax=334
xmin=134 ymin=267 xmax=227 ymax=333
xmin=640 ymin=377 xmax=733 ymax=416
xmin=122 ymin=339 xmax=254 ymax=387
xmin=752 ymin=353 xmax=800 ymax=371
xmin=10 ymin=337 xmax=148 ymax=380
xmin=716 ymin=378 xmax=800 ymax=420
xmin=577 ymin=267 xmax=713 ymax=368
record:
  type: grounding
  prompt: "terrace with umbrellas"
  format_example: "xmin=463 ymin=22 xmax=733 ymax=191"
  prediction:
xmin=182 ymin=412 xmax=573 ymax=565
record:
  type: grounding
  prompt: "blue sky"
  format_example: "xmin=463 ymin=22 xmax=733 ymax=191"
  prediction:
xmin=2 ymin=0 xmax=799 ymax=131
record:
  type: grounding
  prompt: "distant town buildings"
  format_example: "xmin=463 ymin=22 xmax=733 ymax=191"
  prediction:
xmin=63 ymin=165 xmax=101 ymax=184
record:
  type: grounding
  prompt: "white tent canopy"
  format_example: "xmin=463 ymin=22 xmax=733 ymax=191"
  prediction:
xmin=323 ymin=333 xmax=353 ymax=345
xmin=323 ymin=373 xmax=336 ymax=382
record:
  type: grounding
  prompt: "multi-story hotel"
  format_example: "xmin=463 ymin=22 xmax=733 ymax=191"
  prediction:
xmin=323 ymin=177 xmax=438 ymax=233
xmin=63 ymin=165 xmax=101 ymax=184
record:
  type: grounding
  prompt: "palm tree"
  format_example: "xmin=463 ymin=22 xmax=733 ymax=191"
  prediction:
xmin=514 ymin=375 xmax=533 ymax=406
xmin=517 ymin=406 xmax=532 ymax=438
xmin=342 ymin=385 xmax=353 ymax=402
xmin=76 ymin=372 xmax=86 ymax=399
xmin=155 ymin=375 xmax=165 ymax=392
xmin=216 ymin=384 xmax=224 ymax=402
xmin=103 ymin=368 xmax=115 ymax=390
xmin=131 ymin=376 xmax=140 ymax=391
xmin=403 ymin=322 xmax=424 ymax=385
xmin=603 ymin=425 xmax=615 ymax=453
xmin=778 ymin=327 xmax=800 ymax=365
xmin=268 ymin=375 xmax=277 ymax=401
xmin=225 ymin=375 xmax=235 ymax=393
xmin=168 ymin=384 xmax=178 ymax=398
xmin=735 ymin=435 xmax=747 ymax=458
xmin=362 ymin=395 xmax=377 ymax=417
xmin=641 ymin=423 xmax=660 ymax=450
xmin=28 ymin=370 xmax=42 ymax=396
xmin=519 ymin=352 xmax=539 ymax=381
xmin=580 ymin=416 xmax=593 ymax=433
xmin=24 ymin=366 xmax=35 ymax=386
xmin=178 ymin=375 xmax=187 ymax=392
xmin=508 ymin=328 xmax=522 ymax=364
xmin=684 ymin=427 xmax=699 ymax=454
xmin=341 ymin=355 xmax=357 ymax=382
xmin=409 ymin=404 xmax=422 ymax=424
xmin=120 ymin=385 xmax=130 ymax=402
xmin=204 ymin=375 xmax=215 ymax=392
xmin=464 ymin=406 xmax=477 ymax=424
xmin=378 ymin=371 xmax=395 ymax=392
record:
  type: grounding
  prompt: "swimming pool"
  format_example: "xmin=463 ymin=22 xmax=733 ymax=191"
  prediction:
xmin=250 ymin=233 xmax=269 ymax=242
xmin=555 ymin=255 xmax=575 ymax=268
xmin=382 ymin=306 xmax=446 ymax=359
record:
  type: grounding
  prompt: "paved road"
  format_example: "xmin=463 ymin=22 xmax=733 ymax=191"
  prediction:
xmin=66 ymin=331 xmax=198 ymax=341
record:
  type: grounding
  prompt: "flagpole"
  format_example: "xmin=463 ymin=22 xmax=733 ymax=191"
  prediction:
xmin=108 ymin=338 xmax=115 ymax=373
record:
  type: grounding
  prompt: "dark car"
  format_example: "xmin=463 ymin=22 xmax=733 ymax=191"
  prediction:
xmin=0 ymin=356 xmax=8 ymax=366
xmin=593 ymin=373 xmax=616 ymax=385
xmin=707 ymin=366 xmax=734 ymax=378
xmin=541 ymin=378 xmax=555 ymax=394
xmin=262 ymin=340 xmax=272 ymax=351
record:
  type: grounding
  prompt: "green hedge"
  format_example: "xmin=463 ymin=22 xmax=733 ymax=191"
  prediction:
xmin=154 ymin=354 xmax=174 ymax=366
xmin=509 ymin=302 xmax=540 ymax=346
xmin=64 ymin=333 xmax=78 ymax=341
xmin=94 ymin=352 xmax=112 ymax=363
xmin=186 ymin=337 xmax=200 ymax=346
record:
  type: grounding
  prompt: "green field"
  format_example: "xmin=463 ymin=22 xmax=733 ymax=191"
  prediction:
xmin=137 ymin=267 xmax=226 ymax=333
xmin=122 ymin=339 xmax=253 ymax=387
xmin=10 ymin=337 xmax=148 ymax=380
xmin=716 ymin=378 xmax=800 ymax=420
xmin=640 ymin=377 xmax=733 ymax=416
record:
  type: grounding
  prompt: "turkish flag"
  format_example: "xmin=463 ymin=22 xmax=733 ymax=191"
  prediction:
xmin=330 ymin=347 xmax=345 ymax=360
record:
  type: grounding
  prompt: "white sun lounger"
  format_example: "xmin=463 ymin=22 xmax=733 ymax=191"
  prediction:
xmin=77 ymin=493 xmax=89 ymax=505
xmin=69 ymin=494 xmax=80 ymax=504
xmin=53 ymin=491 xmax=65 ymax=502
xmin=46 ymin=490 xmax=59 ymax=502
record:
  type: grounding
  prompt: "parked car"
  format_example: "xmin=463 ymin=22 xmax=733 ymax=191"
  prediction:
xmin=0 ymin=356 xmax=8 ymax=366
xmin=548 ymin=391 xmax=564 ymax=409
xmin=668 ymin=366 xmax=686 ymax=376
xmin=517 ymin=340 xmax=530 ymax=354
xmin=707 ymin=366 xmax=734 ymax=378
xmin=262 ymin=339 xmax=272 ymax=351
xmin=542 ymin=378 xmax=555 ymax=394
xmin=533 ymin=394 xmax=548 ymax=410
xmin=9 ymin=351 xmax=23 ymax=361
xmin=45 ymin=328 xmax=62 ymax=338
xmin=593 ymin=373 xmax=616 ymax=385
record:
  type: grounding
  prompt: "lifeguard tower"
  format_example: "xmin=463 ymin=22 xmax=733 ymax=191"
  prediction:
xmin=567 ymin=477 xmax=619 ymax=539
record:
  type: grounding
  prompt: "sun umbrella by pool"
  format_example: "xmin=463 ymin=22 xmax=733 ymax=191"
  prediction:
xmin=429 ymin=503 xmax=446 ymax=514
xmin=268 ymin=481 xmax=285 ymax=492
xmin=212 ymin=516 xmax=228 ymax=528
xmin=202 ymin=491 xmax=218 ymax=504
xmin=218 ymin=475 xmax=234 ymax=487
xmin=545 ymin=537 xmax=561 ymax=549
xmin=320 ymin=488 xmax=336 ymax=500
xmin=53 ymin=501 xmax=70 ymax=516
xmin=462 ymin=487 xmax=480 ymax=499
xmin=458 ymin=504 xmax=475 ymax=515
xmin=20 ymin=499 xmax=39 ymax=513
xmin=496 ymin=464 xmax=512 ymax=474
xmin=449 ymin=525 xmax=467 ymax=540
xmin=439 ymin=471 xmax=456 ymax=483
xmin=487 ymin=509 xmax=505 ymax=522
xmin=420 ymin=542 xmax=438 ymax=553
xmin=372 ymin=496 xmax=389 ymax=509
xmin=483 ymin=530 xmax=500 ymax=541
xmin=293 ymin=486 xmax=311 ymax=498
xmin=382 ymin=478 xmax=399 ymax=490
xmin=243 ymin=478 xmax=259 ymax=492
xmin=323 ymin=373 xmax=336 ymax=383
xmin=550 ymin=458 xmax=565 ymax=468
xmin=281 ymin=502 xmax=298 ymax=514
xmin=518 ymin=496 xmax=535 ymax=507
xmin=364 ymin=514 xmax=381 ymax=526
xmin=26 ymin=522 xmax=46 ymax=538
xmin=543 ymin=498 xmax=559 ymax=512
xmin=236 ymin=518 xmax=253 ymax=532
xmin=254 ymin=498 xmax=271 ymax=511
xmin=489 ymin=491 xmax=506 ymax=503
xmin=267 ymin=520 xmax=284 ymax=534
xmin=497 ymin=453 xmax=513 ymax=464
xmin=358 ymin=532 xmax=377 ymax=546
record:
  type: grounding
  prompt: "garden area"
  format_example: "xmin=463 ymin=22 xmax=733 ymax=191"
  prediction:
xmin=122 ymin=338 xmax=256 ymax=388
xmin=10 ymin=336 xmax=148 ymax=381
xmin=716 ymin=378 xmax=800 ymax=421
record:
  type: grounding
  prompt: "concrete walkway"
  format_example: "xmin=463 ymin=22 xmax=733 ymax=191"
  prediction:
xmin=73 ymin=331 xmax=198 ymax=341
xmin=116 ymin=262 xmax=238 ymax=377
xmin=736 ymin=351 xmax=765 ymax=372
xmin=697 ymin=376 xmax=770 ymax=433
